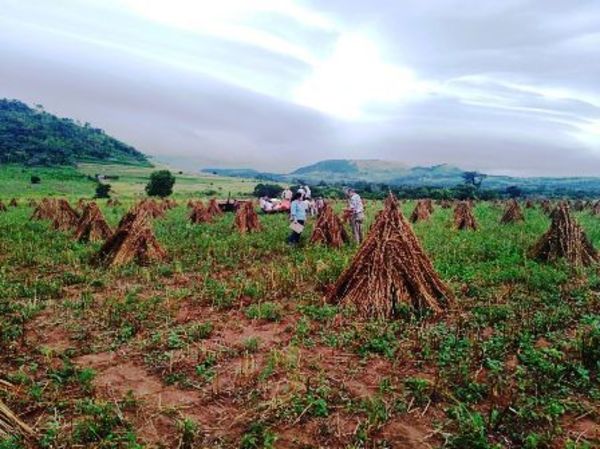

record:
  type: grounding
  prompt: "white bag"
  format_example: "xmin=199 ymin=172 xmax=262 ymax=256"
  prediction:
xmin=289 ymin=222 xmax=304 ymax=233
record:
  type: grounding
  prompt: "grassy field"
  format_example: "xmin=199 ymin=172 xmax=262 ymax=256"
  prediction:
xmin=0 ymin=164 xmax=255 ymax=200
xmin=0 ymin=191 xmax=599 ymax=447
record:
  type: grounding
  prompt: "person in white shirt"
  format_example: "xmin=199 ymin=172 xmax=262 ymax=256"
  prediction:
xmin=282 ymin=187 xmax=293 ymax=201
xmin=297 ymin=187 xmax=306 ymax=200
xmin=303 ymin=185 xmax=312 ymax=200
xmin=346 ymin=188 xmax=365 ymax=243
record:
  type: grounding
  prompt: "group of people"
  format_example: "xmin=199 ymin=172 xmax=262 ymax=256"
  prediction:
xmin=287 ymin=185 xmax=364 ymax=246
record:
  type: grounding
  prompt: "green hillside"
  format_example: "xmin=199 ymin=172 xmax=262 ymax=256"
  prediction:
xmin=0 ymin=99 xmax=149 ymax=166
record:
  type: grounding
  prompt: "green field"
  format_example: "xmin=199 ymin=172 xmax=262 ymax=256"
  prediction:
xmin=0 ymin=182 xmax=599 ymax=448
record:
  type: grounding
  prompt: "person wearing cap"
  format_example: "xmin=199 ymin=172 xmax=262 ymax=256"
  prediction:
xmin=346 ymin=188 xmax=365 ymax=243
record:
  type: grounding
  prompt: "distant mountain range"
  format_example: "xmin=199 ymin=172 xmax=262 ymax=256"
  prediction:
xmin=203 ymin=159 xmax=600 ymax=195
xmin=0 ymin=99 xmax=149 ymax=166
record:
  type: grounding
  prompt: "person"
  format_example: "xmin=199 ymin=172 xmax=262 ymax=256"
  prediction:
xmin=259 ymin=196 xmax=273 ymax=213
xmin=282 ymin=186 xmax=293 ymax=201
xmin=297 ymin=186 xmax=306 ymax=200
xmin=288 ymin=192 xmax=307 ymax=245
xmin=304 ymin=185 xmax=312 ymax=200
xmin=346 ymin=188 xmax=365 ymax=244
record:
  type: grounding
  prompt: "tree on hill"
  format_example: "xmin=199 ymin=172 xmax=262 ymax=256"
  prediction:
xmin=462 ymin=171 xmax=487 ymax=189
xmin=146 ymin=170 xmax=175 ymax=197
xmin=0 ymin=98 xmax=148 ymax=166
xmin=253 ymin=183 xmax=283 ymax=198
xmin=95 ymin=183 xmax=112 ymax=199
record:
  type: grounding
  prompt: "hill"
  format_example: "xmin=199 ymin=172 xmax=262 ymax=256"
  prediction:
xmin=0 ymin=99 xmax=149 ymax=166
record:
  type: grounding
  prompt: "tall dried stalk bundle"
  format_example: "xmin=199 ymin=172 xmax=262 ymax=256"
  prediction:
xmin=540 ymin=199 xmax=552 ymax=215
xmin=208 ymin=198 xmax=223 ymax=216
xmin=310 ymin=203 xmax=349 ymax=248
xmin=500 ymin=199 xmax=525 ymax=224
xmin=572 ymin=200 xmax=585 ymax=212
xmin=326 ymin=194 xmax=453 ymax=319
xmin=424 ymin=198 xmax=434 ymax=214
xmin=529 ymin=202 xmax=598 ymax=266
xmin=0 ymin=398 xmax=34 ymax=440
xmin=410 ymin=200 xmax=431 ymax=223
xmin=234 ymin=201 xmax=261 ymax=233
xmin=96 ymin=210 xmax=166 ymax=266
xmin=76 ymin=198 xmax=87 ymax=210
xmin=31 ymin=198 xmax=56 ymax=220
xmin=133 ymin=199 xmax=166 ymax=219
xmin=189 ymin=201 xmax=213 ymax=224
xmin=525 ymin=200 xmax=534 ymax=209
xmin=0 ymin=201 xmax=6 ymax=212
xmin=52 ymin=199 xmax=80 ymax=231
xmin=8 ymin=198 xmax=18 ymax=207
xmin=74 ymin=202 xmax=112 ymax=242
xmin=591 ymin=201 xmax=600 ymax=216
xmin=453 ymin=201 xmax=478 ymax=230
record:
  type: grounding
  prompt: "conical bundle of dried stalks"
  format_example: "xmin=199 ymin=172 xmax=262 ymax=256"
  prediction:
xmin=52 ymin=199 xmax=80 ymax=231
xmin=424 ymin=198 xmax=434 ymax=214
xmin=74 ymin=202 xmax=112 ymax=242
xmin=8 ymin=198 xmax=18 ymax=207
xmin=189 ymin=201 xmax=213 ymax=224
xmin=326 ymin=194 xmax=453 ymax=319
xmin=187 ymin=199 xmax=197 ymax=209
xmin=310 ymin=203 xmax=349 ymax=248
xmin=133 ymin=199 xmax=166 ymax=219
xmin=440 ymin=200 xmax=452 ymax=209
xmin=208 ymin=198 xmax=223 ymax=216
xmin=540 ymin=199 xmax=552 ymax=215
xmin=572 ymin=200 xmax=585 ymax=212
xmin=107 ymin=198 xmax=122 ymax=207
xmin=96 ymin=210 xmax=167 ymax=266
xmin=500 ymin=199 xmax=525 ymax=224
xmin=453 ymin=201 xmax=478 ymax=230
xmin=234 ymin=201 xmax=261 ymax=233
xmin=525 ymin=200 xmax=534 ymax=209
xmin=31 ymin=198 xmax=56 ymax=220
xmin=529 ymin=202 xmax=598 ymax=266
xmin=28 ymin=199 xmax=38 ymax=208
xmin=590 ymin=201 xmax=600 ymax=216
xmin=410 ymin=200 xmax=431 ymax=223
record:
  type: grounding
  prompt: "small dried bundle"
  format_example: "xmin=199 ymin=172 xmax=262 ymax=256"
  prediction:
xmin=529 ymin=202 xmax=598 ymax=266
xmin=453 ymin=201 xmax=478 ymax=230
xmin=424 ymin=198 xmax=434 ymax=214
xmin=572 ymin=200 xmax=585 ymax=212
xmin=327 ymin=194 xmax=453 ymax=319
xmin=76 ymin=198 xmax=87 ymax=210
xmin=8 ymin=198 xmax=18 ymax=207
xmin=107 ymin=198 xmax=122 ymax=207
xmin=189 ymin=201 xmax=213 ymax=224
xmin=0 ymin=201 xmax=6 ymax=212
xmin=133 ymin=199 xmax=166 ymax=219
xmin=500 ymin=199 xmax=525 ymax=224
xmin=440 ymin=200 xmax=452 ymax=209
xmin=52 ymin=199 xmax=80 ymax=231
xmin=28 ymin=199 xmax=38 ymax=208
xmin=234 ymin=201 xmax=261 ymax=233
xmin=207 ymin=198 xmax=223 ymax=216
xmin=96 ymin=210 xmax=167 ymax=266
xmin=0 ymin=398 xmax=35 ymax=440
xmin=410 ymin=200 xmax=431 ymax=223
xmin=525 ymin=199 xmax=535 ymax=209
xmin=540 ymin=199 xmax=552 ymax=215
xmin=310 ymin=203 xmax=349 ymax=248
xmin=187 ymin=199 xmax=197 ymax=209
xmin=590 ymin=201 xmax=600 ymax=216
xmin=74 ymin=202 xmax=112 ymax=242
xmin=162 ymin=198 xmax=177 ymax=209
xmin=31 ymin=198 xmax=56 ymax=220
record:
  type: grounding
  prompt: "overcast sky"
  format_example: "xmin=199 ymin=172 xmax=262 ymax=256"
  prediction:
xmin=1 ymin=0 xmax=600 ymax=176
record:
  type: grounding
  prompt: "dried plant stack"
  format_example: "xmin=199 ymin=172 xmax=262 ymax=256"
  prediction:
xmin=52 ymin=199 xmax=80 ymax=232
xmin=327 ymin=194 xmax=454 ymax=319
xmin=189 ymin=201 xmax=213 ymax=224
xmin=234 ymin=202 xmax=261 ymax=233
xmin=74 ymin=202 xmax=112 ymax=242
xmin=96 ymin=210 xmax=167 ymax=266
xmin=410 ymin=200 xmax=431 ymax=223
xmin=310 ymin=203 xmax=349 ymax=248
xmin=529 ymin=202 xmax=598 ymax=266
xmin=453 ymin=201 xmax=478 ymax=230
xmin=500 ymin=199 xmax=525 ymax=224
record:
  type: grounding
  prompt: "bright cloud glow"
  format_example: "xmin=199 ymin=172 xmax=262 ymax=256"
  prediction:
xmin=293 ymin=33 xmax=428 ymax=119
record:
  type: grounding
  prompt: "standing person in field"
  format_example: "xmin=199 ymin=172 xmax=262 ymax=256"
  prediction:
xmin=288 ymin=192 xmax=307 ymax=245
xmin=304 ymin=184 xmax=312 ymax=200
xmin=282 ymin=186 xmax=293 ymax=202
xmin=346 ymin=188 xmax=365 ymax=244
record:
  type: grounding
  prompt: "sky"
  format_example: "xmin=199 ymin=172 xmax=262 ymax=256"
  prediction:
xmin=1 ymin=0 xmax=600 ymax=176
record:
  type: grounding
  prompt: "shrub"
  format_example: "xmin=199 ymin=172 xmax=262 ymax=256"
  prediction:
xmin=145 ymin=170 xmax=175 ymax=197
xmin=95 ymin=183 xmax=111 ymax=198
xmin=30 ymin=175 xmax=41 ymax=184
